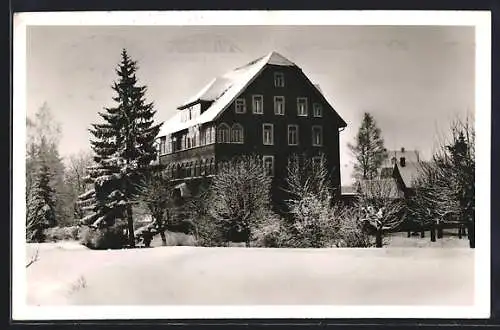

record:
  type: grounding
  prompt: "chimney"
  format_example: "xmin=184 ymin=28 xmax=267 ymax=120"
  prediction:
xmin=400 ymin=157 xmax=406 ymax=167
xmin=401 ymin=147 xmax=405 ymax=153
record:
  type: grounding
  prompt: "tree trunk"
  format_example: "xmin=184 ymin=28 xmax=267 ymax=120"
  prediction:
xmin=430 ymin=224 xmax=436 ymax=242
xmin=160 ymin=230 xmax=167 ymax=246
xmin=375 ymin=228 xmax=383 ymax=248
xmin=420 ymin=230 xmax=425 ymax=238
xmin=126 ymin=204 xmax=135 ymax=248
xmin=437 ymin=223 xmax=443 ymax=239
xmin=468 ymin=222 xmax=475 ymax=249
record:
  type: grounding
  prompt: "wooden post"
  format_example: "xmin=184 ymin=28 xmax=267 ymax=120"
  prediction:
xmin=436 ymin=219 xmax=443 ymax=239
xmin=407 ymin=231 xmax=411 ymax=238
xmin=458 ymin=224 xmax=463 ymax=239
xmin=430 ymin=222 xmax=436 ymax=242
xmin=420 ymin=229 xmax=425 ymax=238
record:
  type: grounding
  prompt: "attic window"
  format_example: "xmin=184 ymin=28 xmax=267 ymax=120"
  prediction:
xmin=274 ymin=72 xmax=285 ymax=87
xmin=235 ymin=98 xmax=246 ymax=114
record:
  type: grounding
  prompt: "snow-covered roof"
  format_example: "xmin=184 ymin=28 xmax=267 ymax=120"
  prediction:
xmin=395 ymin=161 xmax=425 ymax=189
xmin=158 ymin=51 xmax=344 ymax=137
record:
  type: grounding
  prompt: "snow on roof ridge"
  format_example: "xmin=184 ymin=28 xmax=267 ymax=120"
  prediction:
xmin=159 ymin=52 xmax=298 ymax=137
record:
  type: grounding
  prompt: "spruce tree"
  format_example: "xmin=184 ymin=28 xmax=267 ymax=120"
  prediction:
xmin=27 ymin=153 xmax=56 ymax=242
xmin=79 ymin=49 xmax=162 ymax=248
xmin=348 ymin=112 xmax=388 ymax=181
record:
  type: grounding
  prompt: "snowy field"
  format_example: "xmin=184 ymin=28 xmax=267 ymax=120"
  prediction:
xmin=25 ymin=234 xmax=474 ymax=306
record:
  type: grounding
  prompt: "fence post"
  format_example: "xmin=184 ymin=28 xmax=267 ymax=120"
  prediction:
xmin=430 ymin=222 xmax=436 ymax=242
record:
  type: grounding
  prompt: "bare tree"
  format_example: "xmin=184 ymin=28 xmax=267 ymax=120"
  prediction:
xmin=409 ymin=116 xmax=475 ymax=247
xmin=207 ymin=155 xmax=272 ymax=246
xmin=283 ymin=153 xmax=338 ymax=247
xmin=65 ymin=151 xmax=94 ymax=221
xmin=356 ymin=179 xmax=405 ymax=247
xmin=134 ymin=165 xmax=175 ymax=247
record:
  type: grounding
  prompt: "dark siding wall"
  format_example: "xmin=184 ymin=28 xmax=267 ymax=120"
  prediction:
xmin=215 ymin=64 xmax=344 ymax=198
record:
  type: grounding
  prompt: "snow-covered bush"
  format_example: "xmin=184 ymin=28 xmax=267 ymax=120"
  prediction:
xmin=80 ymin=220 xmax=128 ymax=249
xmin=252 ymin=212 xmax=292 ymax=248
xmin=44 ymin=226 xmax=80 ymax=242
xmin=335 ymin=207 xmax=373 ymax=248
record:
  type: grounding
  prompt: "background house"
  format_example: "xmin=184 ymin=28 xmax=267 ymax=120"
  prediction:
xmin=156 ymin=51 xmax=347 ymax=207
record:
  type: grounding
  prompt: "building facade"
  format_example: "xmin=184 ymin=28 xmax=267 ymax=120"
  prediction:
xmin=156 ymin=51 xmax=347 ymax=204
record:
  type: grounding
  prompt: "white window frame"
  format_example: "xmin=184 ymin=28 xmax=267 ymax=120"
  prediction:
xmin=312 ymin=125 xmax=323 ymax=146
xmin=252 ymin=95 xmax=264 ymax=114
xmin=235 ymin=98 xmax=246 ymax=114
xmin=297 ymin=97 xmax=308 ymax=116
xmin=287 ymin=124 xmax=299 ymax=146
xmin=262 ymin=123 xmax=274 ymax=146
xmin=274 ymin=72 xmax=285 ymax=87
xmin=217 ymin=123 xmax=230 ymax=143
xmin=313 ymin=103 xmax=323 ymax=117
xmin=231 ymin=123 xmax=244 ymax=144
xmin=263 ymin=155 xmax=275 ymax=176
xmin=274 ymin=96 xmax=285 ymax=115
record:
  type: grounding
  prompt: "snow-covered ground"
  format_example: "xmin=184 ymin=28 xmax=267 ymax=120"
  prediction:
xmin=25 ymin=236 xmax=474 ymax=306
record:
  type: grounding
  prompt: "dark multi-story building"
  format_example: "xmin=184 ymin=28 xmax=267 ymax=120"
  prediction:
xmin=156 ymin=51 xmax=347 ymax=204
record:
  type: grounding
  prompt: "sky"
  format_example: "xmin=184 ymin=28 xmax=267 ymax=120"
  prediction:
xmin=26 ymin=25 xmax=475 ymax=186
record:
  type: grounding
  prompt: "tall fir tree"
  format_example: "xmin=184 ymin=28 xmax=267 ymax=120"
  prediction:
xmin=27 ymin=146 xmax=56 ymax=242
xmin=79 ymin=49 xmax=162 ymax=248
xmin=348 ymin=112 xmax=388 ymax=181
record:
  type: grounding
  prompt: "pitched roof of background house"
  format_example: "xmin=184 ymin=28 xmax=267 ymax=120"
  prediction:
xmin=159 ymin=51 xmax=346 ymax=137
xmin=356 ymin=178 xmax=403 ymax=199
xmin=394 ymin=161 xmax=426 ymax=189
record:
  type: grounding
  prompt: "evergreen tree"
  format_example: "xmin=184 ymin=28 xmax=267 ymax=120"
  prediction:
xmin=27 ymin=149 xmax=56 ymax=242
xmin=348 ymin=112 xmax=388 ymax=181
xmin=26 ymin=103 xmax=73 ymax=226
xmin=79 ymin=49 xmax=162 ymax=248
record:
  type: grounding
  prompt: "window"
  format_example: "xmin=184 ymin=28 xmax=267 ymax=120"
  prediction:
xmin=235 ymin=98 xmax=246 ymax=114
xmin=263 ymin=155 xmax=275 ymax=176
xmin=274 ymin=72 xmax=284 ymax=87
xmin=288 ymin=125 xmax=299 ymax=146
xmin=159 ymin=136 xmax=166 ymax=155
xmin=313 ymin=103 xmax=323 ymax=117
xmin=205 ymin=126 xmax=215 ymax=144
xmin=252 ymin=95 xmax=264 ymax=114
xmin=274 ymin=96 xmax=285 ymax=115
xmin=262 ymin=123 xmax=274 ymax=145
xmin=297 ymin=97 xmax=308 ymax=116
xmin=217 ymin=123 xmax=230 ymax=143
xmin=312 ymin=125 xmax=323 ymax=146
xmin=231 ymin=123 xmax=244 ymax=143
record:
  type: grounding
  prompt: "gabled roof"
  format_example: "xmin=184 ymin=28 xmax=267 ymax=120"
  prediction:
xmin=394 ymin=161 xmax=424 ymax=189
xmin=159 ymin=51 xmax=346 ymax=137
xmin=356 ymin=178 xmax=403 ymax=199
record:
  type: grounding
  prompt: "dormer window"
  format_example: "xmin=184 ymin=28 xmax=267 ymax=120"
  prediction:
xmin=235 ymin=98 xmax=246 ymax=114
xmin=274 ymin=72 xmax=285 ymax=87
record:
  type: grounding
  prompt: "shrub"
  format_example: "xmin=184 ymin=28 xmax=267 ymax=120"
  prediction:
xmin=253 ymin=212 xmax=293 ymax=248
xmin=287 ymin=194 xmax=340 ymax=248
xmin=80 ymin=220 xmax=128 ymax=249
xmin=193 ymin=215 xmax=226 ymax=247
xmin=335 ymin=207 xmax=373 ymax=247
xmin=164 ymin=231 xmax=197 ymax=246
xmin=44 ymin=226 xmax=80 ymax=242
